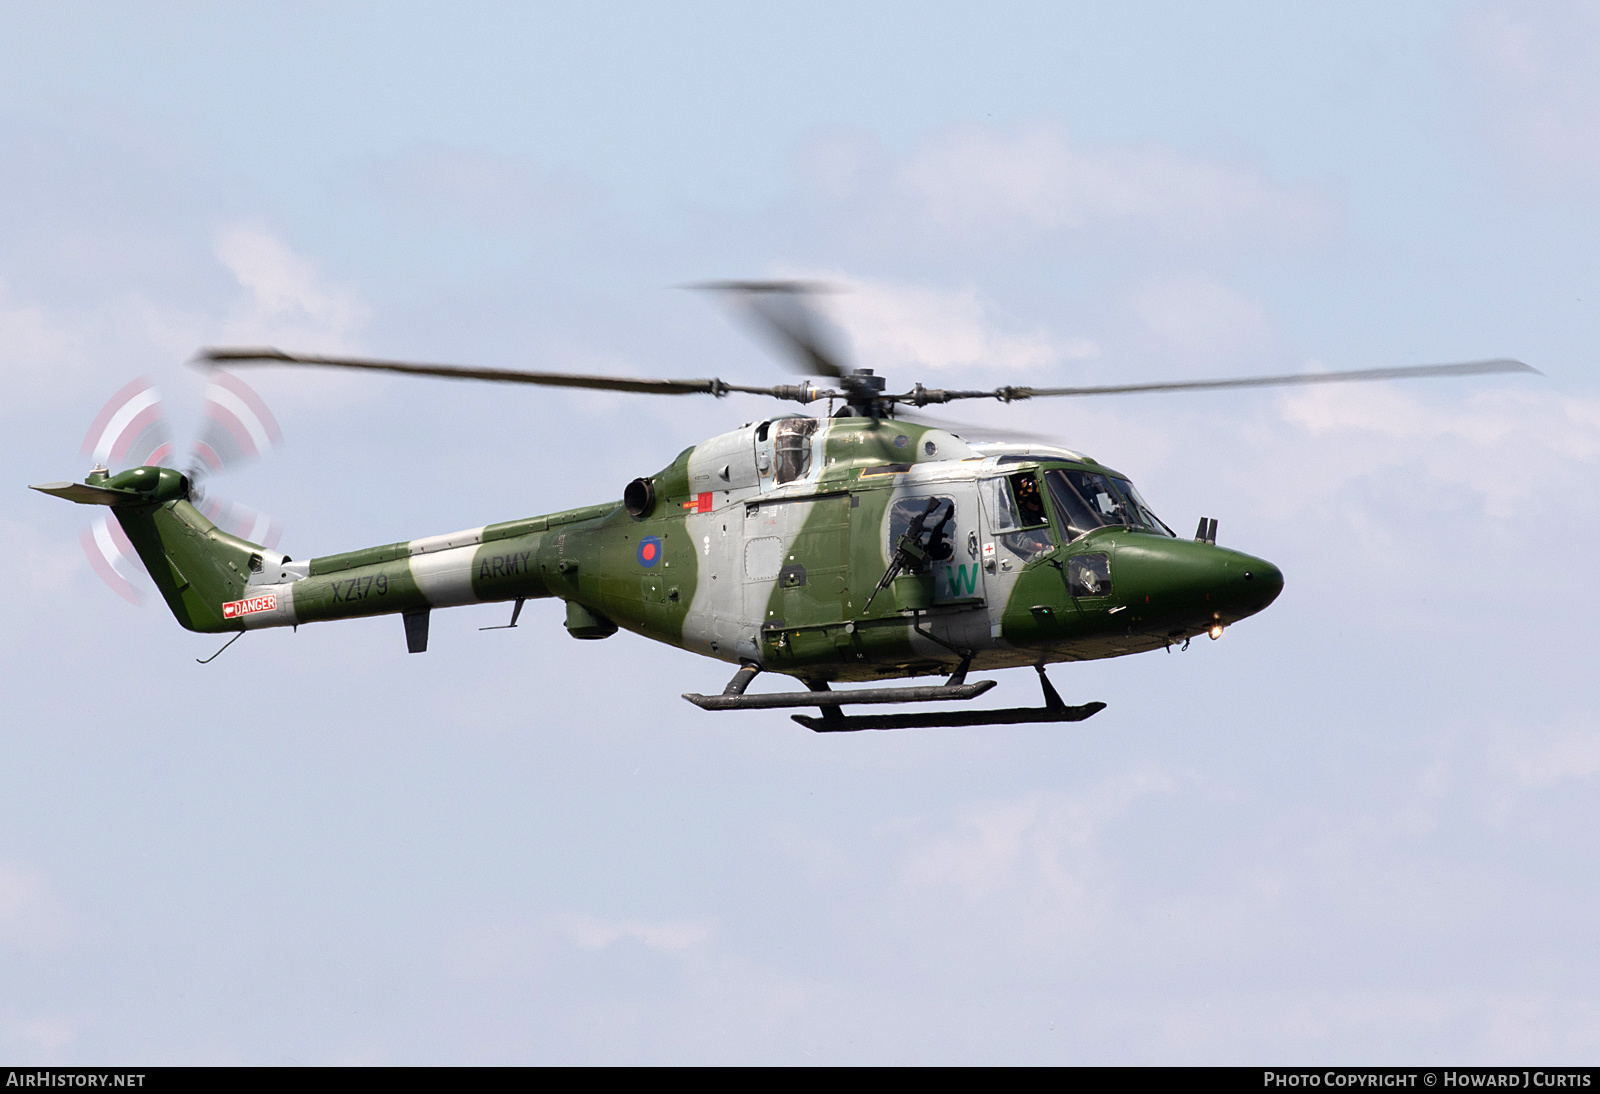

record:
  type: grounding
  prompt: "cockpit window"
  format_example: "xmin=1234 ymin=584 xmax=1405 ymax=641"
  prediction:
xmin=1044 ymin=468 xmax=1132 ymax=542
xmin=1109 ymin=476 xmax=1175 ymax=537
xmin=1044 ymin=469 xmax=1176 ymax=541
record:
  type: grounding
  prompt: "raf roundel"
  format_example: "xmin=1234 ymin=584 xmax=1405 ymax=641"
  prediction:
xmin=637 ymin=535 xmax=663 ymax=568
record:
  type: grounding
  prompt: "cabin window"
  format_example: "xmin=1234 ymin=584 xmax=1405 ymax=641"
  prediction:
xmin=887 ymin=496 xmax=957 ymax=566
xmin=772 ymin=417 xmax=817 ymax=484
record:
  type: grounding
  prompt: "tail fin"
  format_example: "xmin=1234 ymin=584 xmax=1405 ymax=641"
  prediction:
xmin=33 ymin=466 xmax=269 ymax=633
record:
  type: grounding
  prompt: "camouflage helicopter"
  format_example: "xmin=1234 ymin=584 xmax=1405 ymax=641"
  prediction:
xmin=32 ymin=283 xmax=1536 ymax=730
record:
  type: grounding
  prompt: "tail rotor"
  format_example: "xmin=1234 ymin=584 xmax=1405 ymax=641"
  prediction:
xmin=81 ymin=376 xmax=173 ymax=470
xmin=187 ymin=367 xmax=283 ymax=487
xmin=74 ymin=370 xmax=284 ymax=605
xmin=80 ymin=516 xmax=144 ymax=606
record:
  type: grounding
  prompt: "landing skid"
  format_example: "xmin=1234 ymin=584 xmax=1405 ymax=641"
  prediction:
xmin=682 ymin=662 xmax=1106 ymax=733
xmin=682 ymin=678 xmax=997 ymax=711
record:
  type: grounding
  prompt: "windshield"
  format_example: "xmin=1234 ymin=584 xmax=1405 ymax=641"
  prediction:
xmin=1044 ymin=469 xmax=1129 ymax=542
xmin=1109 ymin=476 xmax=1175 ymax=537
xmin=1044 ymin=469 xmax=1177 ymax=540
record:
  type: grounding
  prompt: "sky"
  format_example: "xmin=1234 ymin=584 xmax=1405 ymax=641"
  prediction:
xmin=2 ymin=0 xmax=1599 ymax=1064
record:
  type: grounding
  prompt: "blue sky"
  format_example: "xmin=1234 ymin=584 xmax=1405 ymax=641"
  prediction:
xmin=3 ymin=1 xmax=1599 ymax=1063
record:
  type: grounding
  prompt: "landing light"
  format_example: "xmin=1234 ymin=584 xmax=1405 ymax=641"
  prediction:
xmin=1208 ymin=624 xmax=1225 ymax=640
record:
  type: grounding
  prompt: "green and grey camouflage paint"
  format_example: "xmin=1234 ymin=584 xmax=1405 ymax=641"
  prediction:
xmin=39 ymin=416 xmax=1284 ymax=683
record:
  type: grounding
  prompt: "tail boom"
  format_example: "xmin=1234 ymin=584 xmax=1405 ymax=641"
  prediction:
xmin=38 ymin=465 xmax=592 ymax=642
xmin=238 ymin=524 xmax=554 ymax=634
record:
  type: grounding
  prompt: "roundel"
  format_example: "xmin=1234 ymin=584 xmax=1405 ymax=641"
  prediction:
xmin=637 ymin=535 xmax=663 ymax=568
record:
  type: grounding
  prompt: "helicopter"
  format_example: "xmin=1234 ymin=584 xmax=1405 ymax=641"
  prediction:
xmin=31 ymin=282 xmax=1537 ymax=731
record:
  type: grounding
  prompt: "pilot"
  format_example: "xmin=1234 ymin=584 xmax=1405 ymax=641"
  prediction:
xmin=1001 ymin=473 xmax=1054 ymax=562
xmin=1014 ymin=474 xmax=1048 ymax=526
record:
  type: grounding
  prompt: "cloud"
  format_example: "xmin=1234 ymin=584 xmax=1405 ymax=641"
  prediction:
xmin=1463 ymin=1 xmax=1600 ymax=189
xmin=1494 ymin=725 xmax=1600 ymax=788
xmin=804 ymin=123 xmax=1333 ymax=249
xmin=0 ymin=286 xmax=83 ymax=382
xmin=355 ymin=145 xmax=599 ymax=234
xmin=819 ymin=275 xmax=1095 ymax=375
xmin=0 ymin=522 xmax=91 ymax=648
xmin=556 ymin=914 xmax=713 ymax=953
xmin=0 ymin=860 xmax=67 ymax=949
xmin=445 ymin=913 xmax=714 ymax=983
xmin=902 ymin=774 xmax=1174 ymax=945
xmin=0 ymin=226 xmax=368 ymax=431
xmin=1130 ymin=276 xmax=1277 ymax=365
xmin=3 ymin=1017 xmax=72 ymax=1058
xmin=213 ymin=225 xmax=367 ymax=351
xmin=1275 ymin=382 xmax=1600 ymax=522
xmin=1085 ymin=989 xmax=1600 ymax=1062
xmin=0 ymin=280 xmax=115 ymax=410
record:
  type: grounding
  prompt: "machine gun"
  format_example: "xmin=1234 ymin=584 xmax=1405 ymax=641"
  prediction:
xmin=861 ymin=496 xmax=954 ymax=613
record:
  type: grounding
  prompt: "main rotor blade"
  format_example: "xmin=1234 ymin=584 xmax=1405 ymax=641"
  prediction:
xmin=892 ymin=408 xmax=1061 ymax=444
xmin=198 ymin=348 xmax=825 ymax=402
xmin=898 ymin=358 xmax=1540 ymax=404
xmin=692 ymin=280 xmax=851 ymax=379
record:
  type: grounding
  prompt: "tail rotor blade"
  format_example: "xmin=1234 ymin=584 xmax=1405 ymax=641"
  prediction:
xmin=81 ymin=376 xmax=173 ymax=470
xmin=189 ymin=369 xmax=282 ymax=480
xmin=80 ymin=516 xmax=143 ymax=605
xmin=185 ymin=372 xmax=286 ymax=549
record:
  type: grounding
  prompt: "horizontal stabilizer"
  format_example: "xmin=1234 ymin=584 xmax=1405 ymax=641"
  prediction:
xmin=29 ymin=481 xmax=142 ymax=506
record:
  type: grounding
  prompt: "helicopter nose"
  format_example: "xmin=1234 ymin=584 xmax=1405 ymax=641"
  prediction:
xmin=1225 ymin=553 xmax=1283 ymax=620
xmin=1107 ymin=535 xmax=1283 ymax=631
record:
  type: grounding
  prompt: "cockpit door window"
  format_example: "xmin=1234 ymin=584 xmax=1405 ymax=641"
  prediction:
xmin=979 ymin=474 xmax=1055 ymax=562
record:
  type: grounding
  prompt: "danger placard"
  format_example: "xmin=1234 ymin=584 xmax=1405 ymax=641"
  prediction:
xmin=222 ymin=593 xmax=277 ymax=619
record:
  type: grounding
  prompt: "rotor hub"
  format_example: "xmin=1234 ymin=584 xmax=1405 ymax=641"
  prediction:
xmin=841 ymin=368 xmax=889 ymax=415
